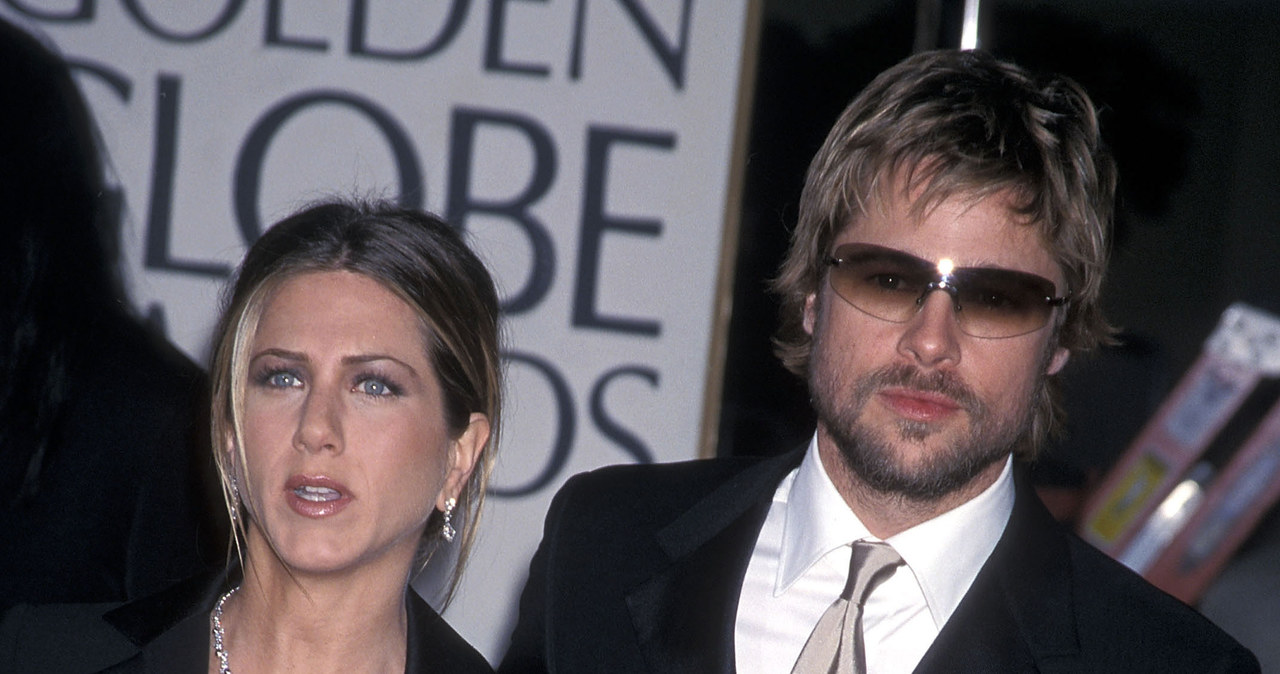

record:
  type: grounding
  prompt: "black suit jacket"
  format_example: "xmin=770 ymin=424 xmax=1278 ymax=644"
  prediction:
xmin=500 ymin=451 xmax=1259 ymax=673
xmin=0 ymin=569 xmax=493 ymax=673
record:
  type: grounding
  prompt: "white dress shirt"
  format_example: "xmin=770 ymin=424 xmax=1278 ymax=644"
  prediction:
xmin=734 ymin=436 xmax=1015 ymax=674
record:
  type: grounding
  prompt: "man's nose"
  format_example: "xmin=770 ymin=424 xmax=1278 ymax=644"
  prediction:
xmin=896 ymin=289 xmax=962 ymax=368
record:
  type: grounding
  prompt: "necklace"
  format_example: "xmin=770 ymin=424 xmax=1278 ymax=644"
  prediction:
xmin=211 ymin=586 xmax=238 ymax=674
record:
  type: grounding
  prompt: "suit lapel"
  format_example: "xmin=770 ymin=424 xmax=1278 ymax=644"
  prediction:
xmin=405 ymin=590 xmax=493 ymax=674
xmin=95 ymin=568 xmax=227 ymax=672
xmin=625 ymin=450 xmax=803 ymax=674
xmin=914 ymin=471 xmax=1082 ymax=673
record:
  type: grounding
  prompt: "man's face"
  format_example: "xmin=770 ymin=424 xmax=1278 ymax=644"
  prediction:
xmin=804 ymin=185 xmax=1069 ymax=503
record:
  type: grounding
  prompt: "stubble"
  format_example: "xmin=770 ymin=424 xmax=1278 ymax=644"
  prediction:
xmin=809 ymin=360 xmax=1038 ymax=503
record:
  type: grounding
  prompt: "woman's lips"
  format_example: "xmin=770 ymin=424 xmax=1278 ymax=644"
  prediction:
xmin=877 ymin=388 xmax=962 ymax=422
xmin=284 ymin=475 xmax=353 ymax=518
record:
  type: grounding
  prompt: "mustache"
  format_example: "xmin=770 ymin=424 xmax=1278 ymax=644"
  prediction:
xmin=860 ymin=364 xmax=982 ymax=413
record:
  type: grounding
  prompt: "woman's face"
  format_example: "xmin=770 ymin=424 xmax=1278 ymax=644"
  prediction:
xmin=235 ymin=270 xmax=484 ymax=578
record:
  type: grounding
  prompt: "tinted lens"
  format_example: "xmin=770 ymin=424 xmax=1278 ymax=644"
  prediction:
xmin=827 ymin=244 xmax=1064 ymax=338
xmin=946 ymin=267 xmax=1059 ymax=336
xmin=827 ymin=245 xmax=936 ymax=321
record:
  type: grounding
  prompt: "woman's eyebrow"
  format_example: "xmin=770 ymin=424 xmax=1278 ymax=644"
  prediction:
xmin=342 ymin=353 xmax=421 ymax=379
xmin=249 ymin=348 xmax=307 ymax=363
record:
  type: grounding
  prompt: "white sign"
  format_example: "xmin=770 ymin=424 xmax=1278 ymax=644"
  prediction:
xmin=3 ymin=0 xmax=757 ymax=660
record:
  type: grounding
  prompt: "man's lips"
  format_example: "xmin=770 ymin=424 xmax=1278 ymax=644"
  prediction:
xmin=877 ymin=387 xmax=962 ymax=421
xmin=284 ymin=475 xmax=353 ymax=518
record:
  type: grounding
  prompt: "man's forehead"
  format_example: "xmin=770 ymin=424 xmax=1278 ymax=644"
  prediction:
xmin=830 ymin=186 xmax=1063 ymax=285
xmin=869 ymin=169 xmax=1031 ymax=221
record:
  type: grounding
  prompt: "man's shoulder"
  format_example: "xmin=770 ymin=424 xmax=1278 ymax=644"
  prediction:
xmin=529 ymin=450 xmax=802 ymax=559
xmin=563 ymin=453 xmax=782 ymax=493
xmin=554 ymin=451 xmax=801 ymax=518
xmin=1060 ymin=532 xmax=1259 ymax=670
xmin=969 ymin=483 xmax=1260 ymax=671
xmin=1063 ymin=534 xmax=1245 ymax=630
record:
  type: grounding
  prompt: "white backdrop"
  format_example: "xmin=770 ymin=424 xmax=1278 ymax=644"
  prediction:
xmin=1 ymin=0 xmax=758 ymax=660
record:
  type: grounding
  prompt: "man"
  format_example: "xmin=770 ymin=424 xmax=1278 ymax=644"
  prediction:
xmin=500 ymin=50 xmax=1258 ymax=673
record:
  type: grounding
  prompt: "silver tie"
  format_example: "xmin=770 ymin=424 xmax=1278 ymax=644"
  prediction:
xmin=791 ymin=541 xmax=904 ymax=674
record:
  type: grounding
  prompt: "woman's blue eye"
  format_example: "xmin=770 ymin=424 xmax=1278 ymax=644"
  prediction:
xmin=357 ymin=378 xmax=395 ymax=397
xmin=268 ymin=372 xmax=300 ymax=388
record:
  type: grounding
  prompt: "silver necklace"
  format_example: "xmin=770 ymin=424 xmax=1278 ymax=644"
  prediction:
xmin=211 ymin=586 xmax=238 ymax=674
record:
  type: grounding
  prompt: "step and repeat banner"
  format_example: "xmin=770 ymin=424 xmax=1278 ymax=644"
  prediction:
xmin=2 ymin=0 xmax=759 ymax=659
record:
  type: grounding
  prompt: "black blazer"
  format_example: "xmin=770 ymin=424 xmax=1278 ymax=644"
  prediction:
xmin=0 ymin=569 xmax=493 ymax=673
xmin=499 ymin=451 xmax=1259 ymax=673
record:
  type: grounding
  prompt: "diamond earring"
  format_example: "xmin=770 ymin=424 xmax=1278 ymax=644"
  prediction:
xmin=441 ymin=497 xmax=457 ymax=543
xmin=229 ymin=475 xmax=241 ymax=523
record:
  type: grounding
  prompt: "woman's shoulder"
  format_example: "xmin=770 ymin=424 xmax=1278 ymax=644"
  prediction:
xmin=405 ymin=591 xmax=495 ymax=674
xmin=1 ymin=569 xmax=223 ymax=673
xmin=0 ymin=601 xmax=139 ymax=672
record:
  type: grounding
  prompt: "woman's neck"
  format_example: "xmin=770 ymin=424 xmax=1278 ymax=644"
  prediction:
xmin=213 ymin=534 xmax=417 ymax=673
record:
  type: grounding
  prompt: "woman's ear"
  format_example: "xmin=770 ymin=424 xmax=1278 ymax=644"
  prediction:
xmin=436 ymin=413 xmax=489 ymax=511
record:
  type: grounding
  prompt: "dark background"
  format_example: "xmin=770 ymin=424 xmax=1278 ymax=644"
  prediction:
xmin=718 ymin=0 xmax=1280 ymax=666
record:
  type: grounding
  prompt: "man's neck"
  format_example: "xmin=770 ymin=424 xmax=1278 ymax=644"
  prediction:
xmin=816 ymin=439 xmax=1008 ymax=539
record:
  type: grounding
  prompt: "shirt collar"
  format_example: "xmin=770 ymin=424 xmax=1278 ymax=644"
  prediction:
xmin=775 ymin=434 xmax=1015 ymax=628
xmin=775 ymin=436 xmax=869 ymax=594
xmin=887 ymin=455 xmax=1013 ymax=627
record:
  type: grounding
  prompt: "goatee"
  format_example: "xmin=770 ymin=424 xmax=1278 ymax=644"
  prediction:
xmin=810 ymin=362 xmax=1035 ymax=502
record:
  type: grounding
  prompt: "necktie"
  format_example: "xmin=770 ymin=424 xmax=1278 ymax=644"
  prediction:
xmin=791 ymin=541 xmax=904 ymax=674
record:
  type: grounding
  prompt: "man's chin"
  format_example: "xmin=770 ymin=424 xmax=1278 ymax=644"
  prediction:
xmin=859 ymin=460 xmax=999 ymax=503
xmin=872 ymin=416 xmax=972 ymax=464
xmin=835 ymin=432 xmax=1006 ymax=503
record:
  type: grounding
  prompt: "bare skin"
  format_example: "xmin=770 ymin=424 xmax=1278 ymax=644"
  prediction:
xmin=211 ymin=528 xmax=414 ymax=673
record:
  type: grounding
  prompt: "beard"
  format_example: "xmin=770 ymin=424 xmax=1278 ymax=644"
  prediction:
xmin=809 ymin=360 xmax=1040 ymax=503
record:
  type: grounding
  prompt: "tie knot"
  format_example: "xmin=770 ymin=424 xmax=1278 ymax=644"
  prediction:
xmin=842 ymin=541 xmax=903 ymax=606
xmin=791 ymin=541 xmax=906 ymax=674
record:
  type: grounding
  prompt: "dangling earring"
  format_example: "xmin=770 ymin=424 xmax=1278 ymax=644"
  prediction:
xmin=441 ymin=497 xmax=457 ymax=543
xmin=229 ymin=475 xmax=241 ymax=524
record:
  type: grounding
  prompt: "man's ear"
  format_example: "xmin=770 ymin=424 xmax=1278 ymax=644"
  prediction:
xmin=436 ymin=413 xmax=489 ymax=511
xmin=1046 ymin=346 xmax=1070 ymax=376
xmin=803 ymin=292 xmax=817 ymax=336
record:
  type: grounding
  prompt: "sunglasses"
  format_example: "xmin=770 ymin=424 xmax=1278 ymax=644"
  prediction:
xmin=825 ymin=243 xmax=1069 ymax=339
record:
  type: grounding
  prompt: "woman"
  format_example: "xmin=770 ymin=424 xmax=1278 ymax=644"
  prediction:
xmin=2 ymin=199 xmax=501 ymax=673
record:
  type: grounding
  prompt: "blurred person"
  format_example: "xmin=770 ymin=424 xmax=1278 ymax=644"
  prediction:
xmin=0 ymin=17 xmax=219 ymax=614
xmin=2 ymin=199 xmax=502 ymax=672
